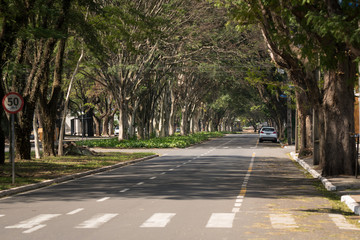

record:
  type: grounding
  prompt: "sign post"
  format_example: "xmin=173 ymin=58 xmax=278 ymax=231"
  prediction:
xmin=2 ymin=92 xmax=24 ymax=184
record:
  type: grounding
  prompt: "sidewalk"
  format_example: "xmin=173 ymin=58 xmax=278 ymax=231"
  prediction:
xmin=290 ymin=149 xmax=360 ymax=215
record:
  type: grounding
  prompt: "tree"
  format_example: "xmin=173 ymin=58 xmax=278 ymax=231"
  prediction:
xmin=217 ymin=0 xmax=358 ymax=175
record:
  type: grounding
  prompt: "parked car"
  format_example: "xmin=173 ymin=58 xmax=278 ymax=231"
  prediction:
xmin=259 ymin=127 xmax=277 ymax=143
xmin=114 ymin=126 xmax=119 ymax=135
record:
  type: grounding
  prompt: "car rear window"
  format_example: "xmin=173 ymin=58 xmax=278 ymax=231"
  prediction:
xmin=262 ymin=127 xmax=275 ymax=131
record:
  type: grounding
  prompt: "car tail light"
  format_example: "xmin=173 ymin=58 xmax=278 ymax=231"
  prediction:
xmin=261 ymin=131 xmax=264 ymax=133
xmin=273 ymin=132 xmax=277 ymax=134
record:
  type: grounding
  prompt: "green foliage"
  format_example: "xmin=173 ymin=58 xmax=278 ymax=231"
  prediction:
xmin=77 ymin=132 xmax=224 ymax=148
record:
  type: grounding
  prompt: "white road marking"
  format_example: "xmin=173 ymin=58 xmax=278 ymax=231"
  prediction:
xmin=232 ymin=208 xmax=240 ymax=213
xmin=97 ymin=197 xmax=110 ymax=202
xmin=169 ymin=169 xmax=174 ymax=171
xmin=23 ymin=224 xmax=46 ymax=234
xmin=176 ymin=165 xmax=181 ymax=168
xmin=0 ymin=214 xmax=4 ymax=217
xmin=140 ymin=213 xmax=176 ymax=228
xmin=223 ymin=147 xmax=229 ymax=149
xmin=236 ymin=199 xmax=243 ymax=203
xmin=206 ymin=213 xmax=235 ymax=228
xmin=6 ymin=214 xmax=61 ymax=232
xmin=269 ymin=214 xmax=298 ymax=229
xmin=67 ymin=208 xmax=84 ymax=215
xmin=234 ymin=203 xmax=242 ymax=207
xmin=120 ymin=188 xmax=129 ymax=193
xmin=136 ymin=182 xmax=144 ymax=186
xmin=161 ymin=172 xmax=166 ymax=175
xmin=329 ymin=214 xmax=360 ymax=230
xmin=149 ymin=176 xmax=157 ymax=180
xmin=75 ymin=213 xmax=118 ymax=229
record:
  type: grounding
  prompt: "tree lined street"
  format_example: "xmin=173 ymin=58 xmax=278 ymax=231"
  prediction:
xmin=1 ymin=135 xmax=359 ymax=239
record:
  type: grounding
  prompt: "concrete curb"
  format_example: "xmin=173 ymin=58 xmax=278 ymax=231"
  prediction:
xmin=290 ymin=152 xmax=336 ymax=191
xmin=341 ymin=195 xmax=360 ymax=215
xmin=0 ymin=154 xmax=159 ymax=198
xmin=290 ymin=152 xmax=360 ymax=215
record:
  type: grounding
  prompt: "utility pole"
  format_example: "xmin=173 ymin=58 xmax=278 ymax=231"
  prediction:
xmin=287 ymin=93 xmax=292 ymax=145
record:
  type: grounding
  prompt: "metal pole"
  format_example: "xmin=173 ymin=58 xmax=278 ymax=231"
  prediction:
xmin=11 ymin=113 xmax=15 ymax=184
xmin=287 ymin=94 xmax=292 ymax=145
xmin=356 ymin=134 xmax=359 ymax=178
xmin=295 ymin=108 xmax=299 ymax=152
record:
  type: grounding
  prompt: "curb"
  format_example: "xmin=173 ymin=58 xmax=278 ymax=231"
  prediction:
xmin=290 ymin=152 xmax=360 ymax=216
xmin=290 ymin=152 xmax=336 ymax=191
xmin=0 ymin=154 xmax=159 ymax=198
xmin=341 ymin=195 xmax=360 ymax=215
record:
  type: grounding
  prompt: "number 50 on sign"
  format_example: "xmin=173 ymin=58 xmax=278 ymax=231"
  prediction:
xmin=2 ymin=92 xmax=24 ymax=114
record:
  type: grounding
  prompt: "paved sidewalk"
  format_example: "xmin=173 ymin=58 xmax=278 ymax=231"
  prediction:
xmin=289 ymin=148 xmax=360 ymax=215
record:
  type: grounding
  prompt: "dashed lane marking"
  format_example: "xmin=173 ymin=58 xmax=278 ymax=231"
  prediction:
xmin=75 ymin=213 xmax=118 ymax=229
xmin=140 ymin=213 xmax=176 ymax=228
xmin=149 ymin=177 xmax=156 ymax=180
xmin=97 ymin=197 xmax=110 ymax=202
xmin=120 ymin=188 xmax=129 ymax=193
xmin=232 ymin=208 xmax=240 ymax=213
xmin=67 ymin=208 xmax=84 ymax=215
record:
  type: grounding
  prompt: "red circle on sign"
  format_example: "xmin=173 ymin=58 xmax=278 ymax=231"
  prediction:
xmin=2 ymin=92 xmax=24 ymax=114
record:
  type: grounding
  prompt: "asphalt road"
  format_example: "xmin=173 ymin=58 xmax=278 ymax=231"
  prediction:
xmin=1 ymin=134 xmax=359 ymax=239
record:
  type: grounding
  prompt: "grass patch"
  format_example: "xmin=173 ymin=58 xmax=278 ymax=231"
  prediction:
xmin=76 ymin=132 xmax=224 ymax=148
xmin=0 ymin=152 xmax=154 ymax=191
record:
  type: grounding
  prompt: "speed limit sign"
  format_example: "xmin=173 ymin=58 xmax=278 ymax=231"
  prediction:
xmin=2 ymin=92 xmax=24 ymax=114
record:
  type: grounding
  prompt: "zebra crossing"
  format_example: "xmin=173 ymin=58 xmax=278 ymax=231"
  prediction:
xmin=2 ymin=211 xmax=360 ymax=233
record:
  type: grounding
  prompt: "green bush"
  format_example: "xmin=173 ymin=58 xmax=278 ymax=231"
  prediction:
xmin=77 ymin=132 xmax=224 ymax=148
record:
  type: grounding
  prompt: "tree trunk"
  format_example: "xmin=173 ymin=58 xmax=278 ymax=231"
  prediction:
xmin=169 ymin=86 xmax=176 ymax=135
xmin=118 ymin=103 xmax=129 ymax=141
xmin=295 ymin=89 xmax=312 ymax=156
xmin=180 ymin=104 xmax=188 ymax=135
xmin=39 ymin=109 xmax=56 ymax=156
xmin=321 ymin=60 xmax=357 ymax=176
xmin=58 ymin=48 xmax=84 ymax=156
xmin=33 ymin=112 xmax=41 ymax=159
xmin=93 ymin=115 xmax=101 ymax=136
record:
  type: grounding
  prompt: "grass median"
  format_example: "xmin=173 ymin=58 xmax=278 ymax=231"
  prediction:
xmin=76 ymin=132 xmax=224 ymax=148
xmin=0 ymin=152 xmax=154 ymax=191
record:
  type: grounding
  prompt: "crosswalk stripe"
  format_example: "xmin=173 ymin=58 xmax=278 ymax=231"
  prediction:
xmin=67 ymin=208 xmax=84 ymax=215
xmin=269 ymin=214 xmax=298 ymax=229
xmin=329 ymin=214 xmax=360 ymax=230
xmin=5 ymin=214 xmax=61 ymax=229
xmin=140 ymin=213 xmax=176 ymax=228
xmin=206 ymin=213 xmax=235 ymax=228
xmin=75 ymin=213 xmax=118 ymax=229
xmin=23 ymin=224 xmax=46 ymax=234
